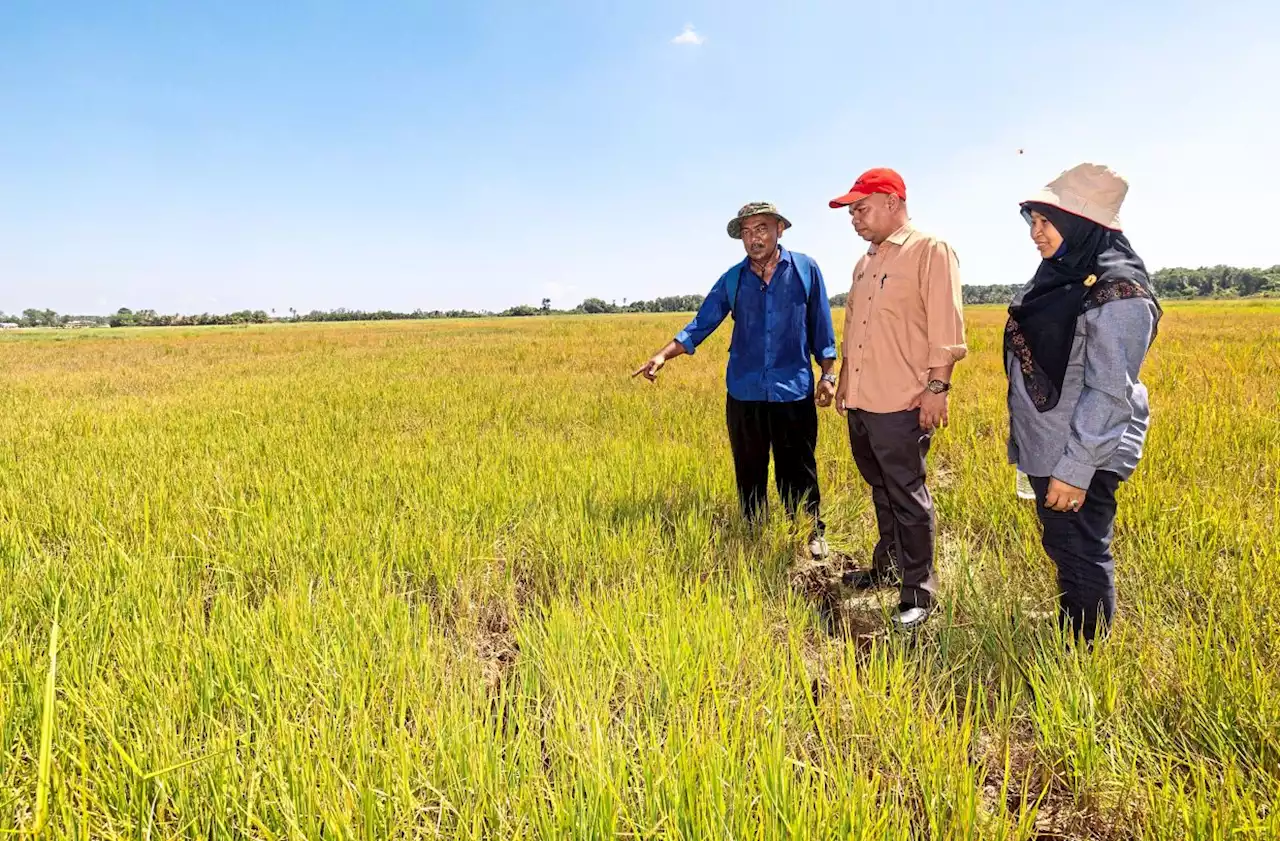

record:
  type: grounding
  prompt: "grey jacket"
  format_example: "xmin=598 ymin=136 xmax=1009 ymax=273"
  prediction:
xmin=1006 ymin=293 xmax=1159 ymax=489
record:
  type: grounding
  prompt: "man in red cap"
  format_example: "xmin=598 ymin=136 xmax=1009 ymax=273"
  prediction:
xmin=829 ymin=168 xmax=967 ymax=631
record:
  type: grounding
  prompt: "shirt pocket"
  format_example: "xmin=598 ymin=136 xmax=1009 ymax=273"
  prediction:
xmin=874 ymin=270 xmax=922 ymax=323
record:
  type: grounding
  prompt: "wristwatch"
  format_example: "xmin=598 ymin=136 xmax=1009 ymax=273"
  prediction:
xmin=926 ymin=379 xmax=951 ymax=394
xmin=820 ymin=372 xmax=837 ymax=385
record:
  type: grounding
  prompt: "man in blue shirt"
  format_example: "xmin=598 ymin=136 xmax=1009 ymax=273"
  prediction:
xmin=633 ymin=203 xmax=839 ymax=557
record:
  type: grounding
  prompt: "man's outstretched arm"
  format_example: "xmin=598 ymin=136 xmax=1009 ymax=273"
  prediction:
xmin=632 ymin=340 xmax=688 ymax=380
xmin=632 ymin=273 xmax=731 ymax=381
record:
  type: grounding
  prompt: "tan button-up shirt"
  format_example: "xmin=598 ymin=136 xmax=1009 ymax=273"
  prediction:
xmin=838 ymin=224 xmax=967 ymax=413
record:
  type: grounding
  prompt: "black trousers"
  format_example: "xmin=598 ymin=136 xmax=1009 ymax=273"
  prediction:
xmin=725 ymin=395 xmax=824 ymax=535
xmin=847 ymin=409 xmax=936 ymax=608
xmin=1029 ymin=471 xmax=1122 ymax=643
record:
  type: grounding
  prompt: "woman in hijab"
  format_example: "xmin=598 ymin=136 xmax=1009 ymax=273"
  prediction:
xmin=1005 ymin=163 xmax=1162 ymax=643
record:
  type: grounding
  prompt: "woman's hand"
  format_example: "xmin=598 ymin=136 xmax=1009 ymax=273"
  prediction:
xmin=1045 ymin=478 xmax=1087 ymax=512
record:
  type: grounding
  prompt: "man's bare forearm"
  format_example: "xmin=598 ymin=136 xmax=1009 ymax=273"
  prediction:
xmin=655 ymin=340 xmax=686 ymax=362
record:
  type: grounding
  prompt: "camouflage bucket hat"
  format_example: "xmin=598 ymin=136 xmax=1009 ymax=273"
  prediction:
xmin=727 ymin=202 xmax=792 ymax=239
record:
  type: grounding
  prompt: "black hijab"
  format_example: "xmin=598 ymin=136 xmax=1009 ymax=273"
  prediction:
xmin=1004 ymin=202 xmax=1160 ymax=411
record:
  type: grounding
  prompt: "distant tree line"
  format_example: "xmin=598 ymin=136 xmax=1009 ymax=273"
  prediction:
xmin=267 ymin=295 xmax=707 ymax=322
xmin=0 ymin=295 xmax=709 ymax=327
xmin=1148 ymin=265 xmax=1280 ymax=298
xmin=108 ymin=308 xmax=273 ymax=327
xmin=959 ymin=286 xmax=1023 ymax=306
xmin=0 ymin=307 xmax=273 ymax=328
xmin=3 ymin=266 xmax=1275 ymax=329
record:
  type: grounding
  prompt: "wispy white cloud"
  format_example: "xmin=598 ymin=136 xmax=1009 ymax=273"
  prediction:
xmin=670 ymin=24 xmax=705 ymax=46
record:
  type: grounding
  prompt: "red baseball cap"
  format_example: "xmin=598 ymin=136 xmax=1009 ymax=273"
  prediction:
xmin=829 ymin=168 xmax=907 ymax=208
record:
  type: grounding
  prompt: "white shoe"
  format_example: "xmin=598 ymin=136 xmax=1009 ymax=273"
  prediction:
xmin=807 ymin=536 xmax=829 ymax=559
xmin=892 ymin=604 xmax=934 ymax=632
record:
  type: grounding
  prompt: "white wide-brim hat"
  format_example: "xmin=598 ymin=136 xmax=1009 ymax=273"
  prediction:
xmin=1023 ymin=163 xmax=1128 ymax=231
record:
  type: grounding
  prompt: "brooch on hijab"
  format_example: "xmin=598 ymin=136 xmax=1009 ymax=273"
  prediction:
xmin=1084 ymin=274 xmax=1098 ymax=287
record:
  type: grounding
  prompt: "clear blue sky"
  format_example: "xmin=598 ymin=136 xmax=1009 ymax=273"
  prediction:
xmin=2 ymin=0 xmax=1278 ymax=315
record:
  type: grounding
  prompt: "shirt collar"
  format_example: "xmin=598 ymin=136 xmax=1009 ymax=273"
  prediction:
xmin=866 ymin=224 xmax=913 ymax=255
xmin=885 ymin=224 xmax=913 ymax=246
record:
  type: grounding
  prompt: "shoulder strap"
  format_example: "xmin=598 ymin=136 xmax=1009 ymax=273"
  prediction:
xmin=725 ymin=259 xmax=747 ymax=318
xmin=726 ymin=253 xmax=815 ymax=317
xmin=791 ymin=252 xmax=815 ymax=302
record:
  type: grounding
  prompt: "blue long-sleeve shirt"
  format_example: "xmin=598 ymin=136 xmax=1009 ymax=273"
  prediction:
xmin=675 ymin=247 xmax=838 ymax=403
